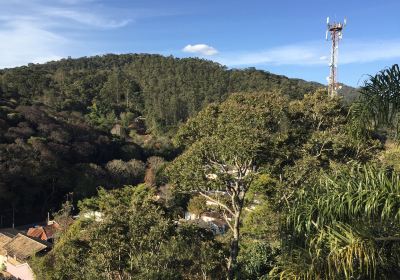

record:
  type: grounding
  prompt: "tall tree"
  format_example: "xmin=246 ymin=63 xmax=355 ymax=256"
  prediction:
xmin=168 ymin=92 xmax=289 ymax=279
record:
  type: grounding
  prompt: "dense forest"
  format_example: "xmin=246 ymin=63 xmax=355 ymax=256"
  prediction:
xmin=0 ymin=54 xmax=320 ymax=226
xmin=1 ymin=54 xmax=399 ymax=279
xmin=0 ymin=54 xmax=320 ymax=132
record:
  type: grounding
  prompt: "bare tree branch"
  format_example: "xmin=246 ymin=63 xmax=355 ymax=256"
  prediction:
xmin=222 ymin=211 xmax=234 ymax=232
xmin=198 ymin=191 xmax=235 ymax=217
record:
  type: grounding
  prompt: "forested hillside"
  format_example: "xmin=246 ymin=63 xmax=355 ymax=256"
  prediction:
xmin=2 ymin=54 xmax=399 ymax=280
xmin=30 ymin=63 xmax=400 ymax=279
xmin=0 ymin=54 xmax=320 ymax=132
xmin=0 ymin=54 xmax=321 ymax=227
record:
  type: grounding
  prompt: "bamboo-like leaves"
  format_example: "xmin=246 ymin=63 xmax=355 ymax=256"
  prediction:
xmin=350 ymin=64 xmax=400 ymax=139
xmin=274 ymin=165 xmax=400 ymax=279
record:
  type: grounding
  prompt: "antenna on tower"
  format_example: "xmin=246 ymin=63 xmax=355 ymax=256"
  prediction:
xmin=326 ymin=17 xmax=346 ymax=96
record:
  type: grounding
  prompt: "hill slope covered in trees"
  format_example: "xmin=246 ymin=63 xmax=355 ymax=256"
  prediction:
xmin=1 ymin=55 xmax=400 ymax=280
xmin=0 ymin=54 xmax=321 ymax=132
xmin=0 ymin=54 xmax=321 ymax=227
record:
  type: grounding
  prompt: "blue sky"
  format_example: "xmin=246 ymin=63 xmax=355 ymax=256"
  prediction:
xmin=0 ymin=0 xmax=399 ymax=86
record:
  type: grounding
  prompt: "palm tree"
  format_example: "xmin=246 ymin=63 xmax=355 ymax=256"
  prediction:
xmin=350 ymin=64 xmax=400 ymax=139
xmin=272 ymin=165 xmax=400 ymax=279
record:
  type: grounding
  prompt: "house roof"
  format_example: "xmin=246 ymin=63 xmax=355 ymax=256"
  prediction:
xmin=3 ymin=233 xmax=49 ymax=261
xmin=27 ymin=224 xmax=59 ymax=241
xmin=27 ymin=227 xmax=46 ymax=240
xmin=0 ymin=233 xmax=13 ymax=247
xmin=0 ymin=233 xmax=13 ymax=255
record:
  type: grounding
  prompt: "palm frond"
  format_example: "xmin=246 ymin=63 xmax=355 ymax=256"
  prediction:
xmin=277 ymin=165 xmax=400 ymax=279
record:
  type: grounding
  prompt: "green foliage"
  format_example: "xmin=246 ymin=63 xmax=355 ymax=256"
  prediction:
xmin=274 ymin=165 xmax=400 ymax=279
xmin=119 ymin=112 xmax=136 ymax=128
xmin=144 ymin=156 xmax=167 ymax=186
xmin=3 ymin=55 xmax=398 ymax=280
xmin=379 ymin=141 xmax=400 ymax=171
xmin=168 ymin=92 xmax=291 ymax=279
xmin=187 ymin=195 xmax=208 ymax=216
xmin=282 ymin=89 xmax=380 ymax=193
xmin=169 ymin=91 xmax=290 ymax=192
xmin=142 ymin=135 xmax=177 ymax=160
xmin=168 ymin=89 xmax=381 ymax=279
xmin=97 ymin=70 xmax=142 ymax=114
xmin=32 ymin=185 xmax=225 ymax=280
xmin=85 ymin=102 xmax=116 ymax=131
xmin=73 ymin=163 xmax=107 ymax=198
xmin=349 ymin=64 xmax=400 ymax=139
xmin=0 ymin=101 xmax=149 ymax=226
xmin=0 ymin=54 xmax=321 ymax=226
xmin=105 ymin=159 xmax=146 ymax=186
xmin=241 ymin=203 xmax=279 ymax=243
xmin=0 ymin=54 xmax=320 ymax=133
xmin=246 ymin=173 xmax=277 ymax=203
xmin=238 ymin=241 xmax=278 ymax=280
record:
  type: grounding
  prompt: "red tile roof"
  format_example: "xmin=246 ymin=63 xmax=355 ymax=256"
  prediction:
xmin=27 ymin=223 xmax=61 ymax=241
xmin=27 ymin=227 xmax=47 ymax=240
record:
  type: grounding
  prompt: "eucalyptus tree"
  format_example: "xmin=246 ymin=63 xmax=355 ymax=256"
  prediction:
xmin=168 ymin=92 xmax=290 ymax=279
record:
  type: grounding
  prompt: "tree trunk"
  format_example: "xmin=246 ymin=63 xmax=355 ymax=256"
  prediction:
xmin=227 ymin=212 xmax=241 ymax=280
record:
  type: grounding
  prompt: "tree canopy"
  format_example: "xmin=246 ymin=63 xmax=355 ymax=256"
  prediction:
xmin=1 ymin=56 xmax=399 ymax=280
xmin=31 ymin=185 xmax=226 ymax=280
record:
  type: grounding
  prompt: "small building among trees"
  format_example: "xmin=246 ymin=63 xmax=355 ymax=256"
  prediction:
xmin=0 ymin=232 xmax=50 ymax=280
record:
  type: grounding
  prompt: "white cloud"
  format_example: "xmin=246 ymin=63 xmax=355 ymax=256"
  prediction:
xmin=0 ymin=20 xmax=68 ymax=68
xmin=340 ymin=40 xmax=400 ymax=64
xmin=0 ymin=0 xmax=135 ymax=68
xmin=183 ymin=44 xmax=218 ymax=56
xmin=215 ymin=39 xmax=400 ymax=67
xmin=0 ymin=0 xmax=177 ymax=68
xmin=215 ymin=42 xmax=327 ymax=66
xmin=41 ymin=8 xmax=131 ymax=29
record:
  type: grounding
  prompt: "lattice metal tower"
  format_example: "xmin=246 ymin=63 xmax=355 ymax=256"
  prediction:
xmin=326 ymin=17 xmax=346 ymax=96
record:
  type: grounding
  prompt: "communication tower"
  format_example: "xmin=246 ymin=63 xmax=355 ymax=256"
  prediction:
xmin=326 ymin=17 xmax=346 ymax=96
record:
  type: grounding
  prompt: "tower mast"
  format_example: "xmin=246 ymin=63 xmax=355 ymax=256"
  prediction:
xmin=326 ymin=17 xmax=346 ymax=96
